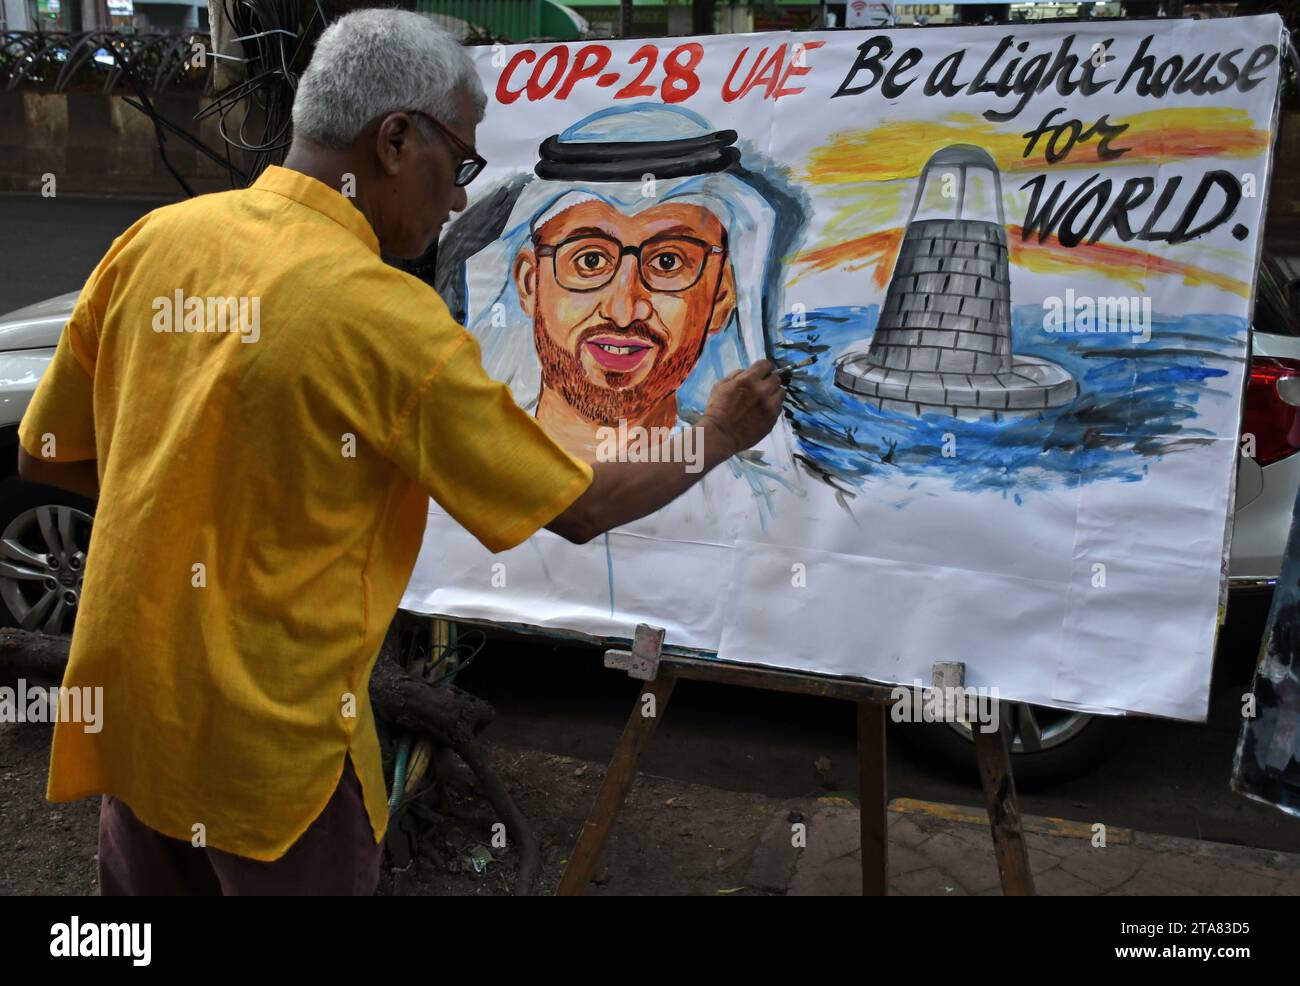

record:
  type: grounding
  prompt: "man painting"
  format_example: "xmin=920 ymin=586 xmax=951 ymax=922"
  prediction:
xmin=16 ymin=13 xmax=785 ymax=895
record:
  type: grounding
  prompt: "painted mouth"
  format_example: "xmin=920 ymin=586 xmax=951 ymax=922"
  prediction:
xmin=584 ymin=335 xmax=655 ymax=373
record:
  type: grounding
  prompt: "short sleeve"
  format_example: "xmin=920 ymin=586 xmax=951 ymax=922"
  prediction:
xmin=18 ymin=293 xmax=100 ymax=462
xmin=18 ymin=213 xmax=151 ymax=464
xmin=385 ymin=331 xmax=593 ymax=553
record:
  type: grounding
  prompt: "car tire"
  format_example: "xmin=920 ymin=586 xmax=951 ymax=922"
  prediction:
xmin=0 ymin=477 xmax=96 ymax=636
xmin=900 ymin=702 xmax=1130 ymax=790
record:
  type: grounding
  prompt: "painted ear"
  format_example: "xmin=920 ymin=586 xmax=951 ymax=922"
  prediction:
xmin=514 ymin=248 xmax=537 ymax=318
xmin=707 ymin=261 xmax=737 ymax=335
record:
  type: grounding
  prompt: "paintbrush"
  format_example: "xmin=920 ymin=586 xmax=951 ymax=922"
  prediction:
xmin=777 ymin=355 xmax=817 ymax=384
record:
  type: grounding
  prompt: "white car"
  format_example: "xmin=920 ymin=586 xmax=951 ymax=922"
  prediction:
xmin=0 ymin=291 xmax=97 ymax=636
xmin=3 ymin=259 xmax=1298 ymax=782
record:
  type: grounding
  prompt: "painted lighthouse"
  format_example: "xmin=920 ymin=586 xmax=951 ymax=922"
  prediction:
xmin=834 ymin=144 xmax=1077 ymax=417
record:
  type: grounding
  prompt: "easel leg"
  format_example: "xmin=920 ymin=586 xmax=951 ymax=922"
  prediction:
xmin=857 ymin=700 xmax=888 ymax=896
xmin=972 ymin=714 xmax=1036 ymax=895
xmin=556 ymin=675 xmax=677 ymax=895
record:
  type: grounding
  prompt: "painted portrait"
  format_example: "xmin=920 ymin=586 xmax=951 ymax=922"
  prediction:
xmin=435 ymin=102 xmax=810 ymax=526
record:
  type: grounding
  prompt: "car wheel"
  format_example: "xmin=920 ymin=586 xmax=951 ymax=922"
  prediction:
xmin=903 ymin=700 xmax=1129 ymax=789
xmin=0 ymin=478 xmax=95 ymax=636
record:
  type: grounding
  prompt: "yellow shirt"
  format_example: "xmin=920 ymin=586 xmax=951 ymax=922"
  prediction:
xmin=19 ymin=166 xmax=593 ymax=861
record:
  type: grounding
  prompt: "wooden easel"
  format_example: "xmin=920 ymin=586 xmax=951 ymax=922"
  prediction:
xmin=556 ymin=624 xmax=1036 ymax=896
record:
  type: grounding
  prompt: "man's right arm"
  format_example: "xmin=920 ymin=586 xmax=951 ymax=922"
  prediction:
xmin=546 ymin=360 xmax=785 ymax=544
xmin=374 ymin=308 xmax=783 ymax=555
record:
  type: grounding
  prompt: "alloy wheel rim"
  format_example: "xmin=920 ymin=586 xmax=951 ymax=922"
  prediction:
xmin=0 ymin=504 xmax=94 ymax=636
xmin=944 ymin=700 xmax=1094 ymax=753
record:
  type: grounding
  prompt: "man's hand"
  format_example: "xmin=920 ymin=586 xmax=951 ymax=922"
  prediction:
xmin=17 ymin=447 xmax=99 ymax=500
xmin=700 ymin=359 xmax=786 ymax=457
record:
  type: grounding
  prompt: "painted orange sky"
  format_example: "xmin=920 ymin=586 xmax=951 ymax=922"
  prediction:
xmin=803 ymin=107 xmax=1270 ymax=184
xmin=795 ymin=229 xmax=906 ymax=290
xmin=792 ymin=108 xmax=1263 ymax=296
xmin=793 ymin=225 xmax=1251 ymax=298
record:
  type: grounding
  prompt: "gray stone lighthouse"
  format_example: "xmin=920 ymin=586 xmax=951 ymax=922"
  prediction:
xmin=834 ymin=144 xmax=1076 ymax=417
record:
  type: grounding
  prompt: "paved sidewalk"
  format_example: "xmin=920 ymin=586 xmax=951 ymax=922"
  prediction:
xmin=747 ymin=797 xmax=1300 ymax=895
xmin=6 ymin=720 xmax=1294 ymax=895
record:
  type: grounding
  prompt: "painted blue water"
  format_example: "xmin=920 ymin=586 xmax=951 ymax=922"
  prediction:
xmin=775 ymin=304 xmax=1246 ymax=500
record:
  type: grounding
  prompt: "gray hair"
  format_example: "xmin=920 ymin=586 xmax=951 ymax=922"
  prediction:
xmin=292 ymin=9 xmax=486 ymax=150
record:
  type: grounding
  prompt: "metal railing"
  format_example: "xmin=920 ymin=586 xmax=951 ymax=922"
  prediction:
xmin=1 ymin=30 xmax=210 ymax=95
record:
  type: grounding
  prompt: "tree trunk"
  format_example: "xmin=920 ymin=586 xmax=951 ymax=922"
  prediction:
xmin=692 ymin=0 xmax=715 ymax=36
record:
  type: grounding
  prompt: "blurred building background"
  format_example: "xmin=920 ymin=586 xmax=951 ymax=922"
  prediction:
xmin=0 ymin=0 xmax=1278 ymax=34
xmin=1 ymin=0 xmax=1294 ymax=202
xmin=2 ymin=0 xmax=208 ymax=30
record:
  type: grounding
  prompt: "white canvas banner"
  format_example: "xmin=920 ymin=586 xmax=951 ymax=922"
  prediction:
xmin=401 ymin=16 xmax=1286 ymax=720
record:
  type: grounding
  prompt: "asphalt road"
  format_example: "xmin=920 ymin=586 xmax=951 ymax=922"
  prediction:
xmin=0 ymin=193 xmax=175 ymax=313
xmin=2 ymin=191 xmax=1296 ymax=855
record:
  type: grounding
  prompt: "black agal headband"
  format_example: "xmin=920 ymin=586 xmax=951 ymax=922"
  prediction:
xmin=535 ymin=129 xmax=741 ymax=181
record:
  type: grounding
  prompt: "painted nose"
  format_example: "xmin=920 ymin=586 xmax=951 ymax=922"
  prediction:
xmin=600 ymin=255 xmax=652 ymax=327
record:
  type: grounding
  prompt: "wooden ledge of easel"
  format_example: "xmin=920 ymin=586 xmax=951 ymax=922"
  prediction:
xmin=606 ymin=631 xmax=900 ymax=705
xmin=562 ymin=625 xmax=1035 ymax=896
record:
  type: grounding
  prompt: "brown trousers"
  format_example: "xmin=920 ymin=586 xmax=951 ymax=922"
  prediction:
xmin=97 ymin=755 xmax=382 ymax=895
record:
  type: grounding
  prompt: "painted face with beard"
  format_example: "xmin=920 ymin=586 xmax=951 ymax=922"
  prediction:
xmin=514 ymin=199 xmax=736 ymax=428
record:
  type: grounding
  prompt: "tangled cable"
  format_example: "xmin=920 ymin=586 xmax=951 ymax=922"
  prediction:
xmin=194 ymin=0 xmax=329 ymax=185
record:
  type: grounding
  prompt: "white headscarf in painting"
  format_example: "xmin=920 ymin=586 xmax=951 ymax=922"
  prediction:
xmin=461 ymin=103 xmax=801 ymax=521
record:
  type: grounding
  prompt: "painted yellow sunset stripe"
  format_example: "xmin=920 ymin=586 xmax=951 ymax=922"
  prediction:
xmin=803 ymin=108 xmax=1269 ymax=184
xmin=1006 ymin=227 xmax=1251 ymax=298
xmin=1109 ymin=107 xmax=1270 ymax=164
xmin=792 ymin=225 xmax=1251 ymax=298
xmin=806 ymin=114 xmax=1018 ymax=183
